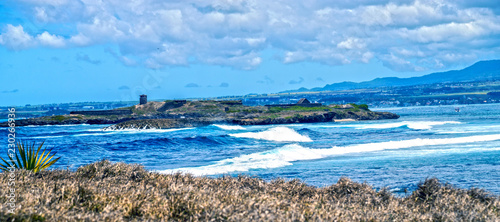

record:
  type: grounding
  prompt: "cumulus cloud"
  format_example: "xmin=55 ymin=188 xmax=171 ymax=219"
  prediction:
xmin=36 ymin=31 xmax=65 ymax=47
xmin=0 ymin=25 xmax=67 ymax=50
xmin=0 ymin=25 xmax=34 ymax=50
xmin=1 ymin=0 xmax=500 ymax=71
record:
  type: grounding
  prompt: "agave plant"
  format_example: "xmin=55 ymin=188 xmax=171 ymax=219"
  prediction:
xmin=0 ymin=141 xmax=60 ymax=173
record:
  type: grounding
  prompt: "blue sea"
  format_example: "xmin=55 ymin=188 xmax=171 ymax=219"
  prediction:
xmin=1 ymin=104 xmax=499 ymax=195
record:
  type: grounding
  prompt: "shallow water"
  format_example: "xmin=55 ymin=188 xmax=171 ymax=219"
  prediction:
xmin=1 ymin=103 xmax=499 ymax=195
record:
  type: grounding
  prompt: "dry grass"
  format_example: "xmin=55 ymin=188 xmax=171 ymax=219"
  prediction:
xmin=1 ymin=160 xmax=498 ymax=221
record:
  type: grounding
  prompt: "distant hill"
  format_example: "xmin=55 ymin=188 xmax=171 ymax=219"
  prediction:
xmin=285 ymin=60 xmax=500 ymax=92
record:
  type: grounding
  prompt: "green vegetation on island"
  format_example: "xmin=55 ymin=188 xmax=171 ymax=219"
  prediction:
xmin=1 ymin=99 xmax=399 ymax=129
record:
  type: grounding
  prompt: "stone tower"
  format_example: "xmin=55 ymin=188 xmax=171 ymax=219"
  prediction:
xmin=140 ymin=94 xmax=147 ymax=105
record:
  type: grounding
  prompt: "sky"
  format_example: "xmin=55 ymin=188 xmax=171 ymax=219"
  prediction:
xmin=1 ymin=0 xmax=500 ymax=106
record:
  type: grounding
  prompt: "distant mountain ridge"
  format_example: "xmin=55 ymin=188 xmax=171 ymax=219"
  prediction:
xmin=286 ymin=60 xmax=500 ymax=92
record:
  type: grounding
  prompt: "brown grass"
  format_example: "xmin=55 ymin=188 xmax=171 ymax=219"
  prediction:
xmin=1 ymin=160 xmax=498 ymax=221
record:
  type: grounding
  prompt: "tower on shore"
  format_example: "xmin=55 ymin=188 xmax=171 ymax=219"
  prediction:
xmin=140 ymin=94 xmax=147 ymax=105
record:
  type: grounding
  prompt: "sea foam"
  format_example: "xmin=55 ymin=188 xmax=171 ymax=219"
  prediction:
xmin=213 ymin=124 xmax=246 ymax=130
xmin=319 ymin=121 xmax=461 ymax=130
xmin=31 ymin=127 xmax=193 ymax=139
xmin=229 ymin=127 xmax=312 ymax=142
xmin=161 ymin=134 xmax=500 ymax=176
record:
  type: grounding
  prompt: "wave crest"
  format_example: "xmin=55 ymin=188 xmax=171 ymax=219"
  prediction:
xmin=321 ymin=121 xmax=461 ymax=130
xmin=229 ymin=127 xmax=312 ymax=142
xmin=213 ymin=124 xmax=246 ymax=130
xmin=161 ymin=134 xmax=500 ymax=176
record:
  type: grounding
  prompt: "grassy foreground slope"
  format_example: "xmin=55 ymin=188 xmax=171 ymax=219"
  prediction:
xmin=1 ymin=161 xmax=498 ymax=221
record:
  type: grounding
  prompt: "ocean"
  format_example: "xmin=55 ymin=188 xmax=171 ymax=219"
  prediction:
xmin=1 ymin=103 xmax=499 ymax=195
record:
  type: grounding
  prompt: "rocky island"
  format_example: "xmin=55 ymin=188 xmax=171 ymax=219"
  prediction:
xmin=1 ymin=99 xmax=399 ymax=129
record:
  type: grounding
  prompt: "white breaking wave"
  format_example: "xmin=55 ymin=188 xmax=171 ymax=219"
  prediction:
xmin=159 ymin=144 xmax=317 ymax=176
xmin=21 ymin=123 xmax=90 ymax=128
xmin=360 ymin=121 xmax=460 ymax=130
xmin=229 ymin=127 xmax=312 ymax=142
xmin=111 ymin=128 xmax=193 ymax=134
xmin=31 ymin=135 xmax=66 ymax=139
xmin=160 ymin=134 xmax=500 ymax=176
xmin=436 ymin=125 xmax=500 ymax=134
xmin=319 ymin=121 xmax=461 ymax=130
xmin=31 ymin=127 xmax=193 ymax=139
xmin=213 ymin=124 xmax=246 ymax=130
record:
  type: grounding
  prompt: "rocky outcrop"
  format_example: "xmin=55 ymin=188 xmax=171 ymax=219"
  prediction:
xmin=102 ymin=111 xmax=400 ymax=129
xmin=334 ymin=111 xmax=399 ymax=121
xmin=232 ymin=111 xmax=399 ymax=126
xmin=0 ymin=116 xmax=134 ymax=127
xmin=103 ymin=118 xmax=215 ymax=130
xmin=0 ymin=101 xmax=399 ymax=129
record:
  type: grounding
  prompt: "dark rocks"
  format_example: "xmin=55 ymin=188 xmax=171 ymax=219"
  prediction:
xmin=103 ymin=118 xmax=214 ymax=130
xmin=231 ymin=111 xmax=399 ymax=126
xmin=0 ymin=116 xmax=134 ymax=127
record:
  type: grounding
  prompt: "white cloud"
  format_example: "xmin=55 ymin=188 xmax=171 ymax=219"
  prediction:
xmin=361 ymin=5 xmax=393 ymax=26
xmin=34 ymin=7 xmax=49 ymax=22
xmin=69 ymin=34 xmax=92 ymax=46
xmin=37 ymin=32 xmax=65 ymax=47
xmin=403 ymin=21 xmax=497 ymax=43
xmin=0 ymin=25 xmax=34 ymax=50
xmin=361 ymin=52 xmax=374 ymax=63
xmin=0 ymin=25 xmax=66 ymax=49
xmin=337 ymin=38 xmax=366 ymax=49
xmin=380 ymin=54 xmax=425 ymax=72
xmin=2 ymin=0 xmax=500 ymax=71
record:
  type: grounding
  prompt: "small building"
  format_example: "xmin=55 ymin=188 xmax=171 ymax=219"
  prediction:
xmin=140 ymin=94 xmax=147 ymax=105
xmin=297 ymin=98 xmax=311 ymax=104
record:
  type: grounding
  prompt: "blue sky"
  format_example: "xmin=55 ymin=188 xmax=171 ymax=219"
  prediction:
xmin=1 ymin=0 xmax=500 ymax=106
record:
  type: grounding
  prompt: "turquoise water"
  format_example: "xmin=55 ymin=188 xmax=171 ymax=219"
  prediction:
xmin=1 ymin=104 xmax=499 ymax=194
